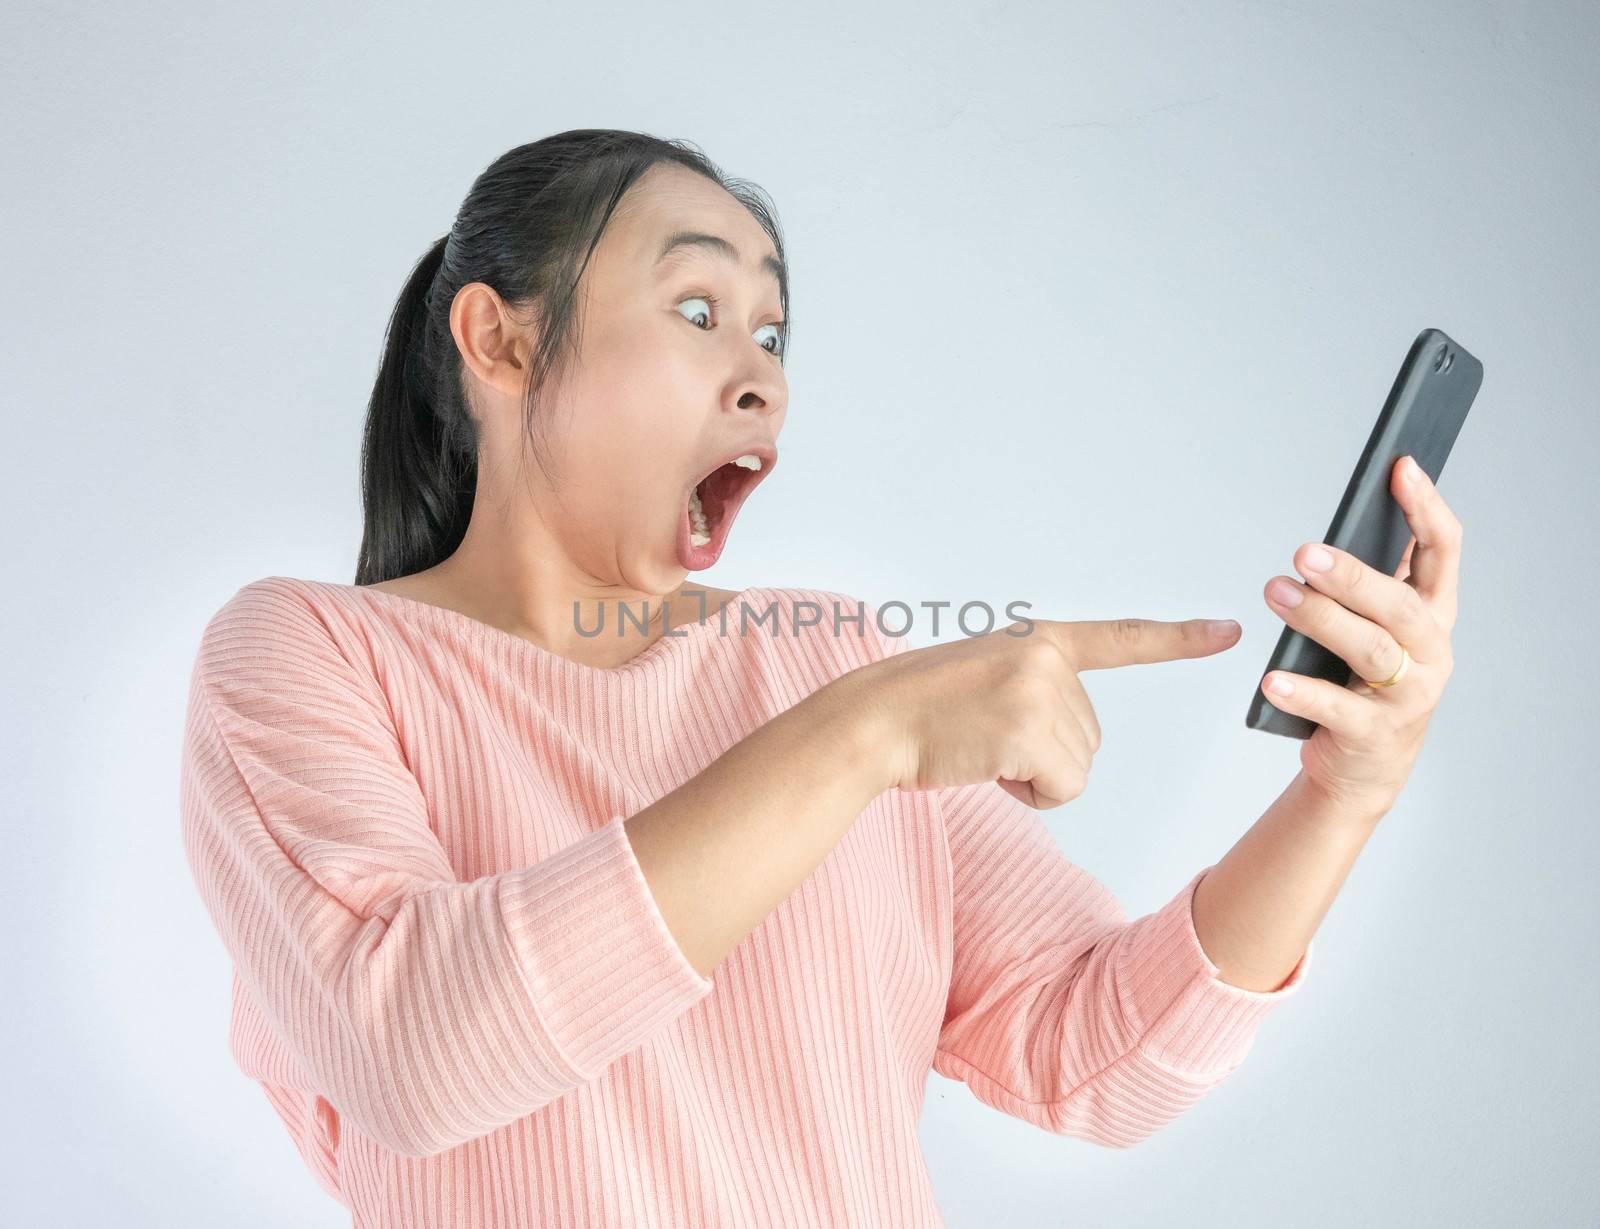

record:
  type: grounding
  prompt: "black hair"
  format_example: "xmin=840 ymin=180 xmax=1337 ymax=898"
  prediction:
xmin=354 ymin=129 xmax=790 ymax=586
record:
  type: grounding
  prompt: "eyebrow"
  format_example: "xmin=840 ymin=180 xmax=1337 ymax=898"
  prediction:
xmin=654 ymin=230 xmax=786 ymax=290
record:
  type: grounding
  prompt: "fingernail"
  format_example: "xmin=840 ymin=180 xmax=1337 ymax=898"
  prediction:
xmin=1302 ymin=545 xmax=1334 ymax=573
xmin=1207 ymin=620 xmax=1239 ymax=636
xmin=1405 ymin=455 xmax=1422 ymax=484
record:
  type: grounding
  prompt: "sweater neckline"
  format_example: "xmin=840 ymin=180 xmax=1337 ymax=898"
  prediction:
xmin=289 ymin=577 xmax=767 ymax=676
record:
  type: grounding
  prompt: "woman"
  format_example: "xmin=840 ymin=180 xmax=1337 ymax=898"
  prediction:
xmin=180 ymin=129 xmax=1460 ymax=1227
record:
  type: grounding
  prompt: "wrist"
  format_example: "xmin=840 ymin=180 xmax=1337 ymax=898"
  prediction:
xmin=809 ymin=669 xmax=905 ymax=799
xmin=1294 ymin=769 xmax=1392 ymax=832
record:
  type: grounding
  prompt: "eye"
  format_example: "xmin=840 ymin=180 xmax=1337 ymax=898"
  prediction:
xmin=677 ymin=291 xmax=786 ymax=360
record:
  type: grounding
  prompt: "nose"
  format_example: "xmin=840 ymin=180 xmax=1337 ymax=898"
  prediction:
xmin=732 ymin=381 xmax=784 ymax=422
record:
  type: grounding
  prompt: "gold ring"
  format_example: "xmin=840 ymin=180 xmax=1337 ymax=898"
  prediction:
xmin=1363 ymin=643 xmax=1411 ymax=688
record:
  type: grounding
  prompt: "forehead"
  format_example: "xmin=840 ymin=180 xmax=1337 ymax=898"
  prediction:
xmin=610 ymin=167 xmax=781 ymax=282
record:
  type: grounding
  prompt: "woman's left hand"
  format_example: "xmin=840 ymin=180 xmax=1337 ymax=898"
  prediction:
xmin=1260 ymin=455 xmax=1461 ymax=818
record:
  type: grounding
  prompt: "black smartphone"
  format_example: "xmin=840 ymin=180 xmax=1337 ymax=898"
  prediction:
xmin=1247 ymin=327 xmax=1483 ymax=739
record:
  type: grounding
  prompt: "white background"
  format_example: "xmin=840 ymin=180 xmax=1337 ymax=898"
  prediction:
xmin=4 ymin=2 xmax=1596 ymax=1224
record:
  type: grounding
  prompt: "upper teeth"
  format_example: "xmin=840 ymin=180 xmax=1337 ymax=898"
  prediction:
xmin=733 ymin=454 xmax=762 ymax=471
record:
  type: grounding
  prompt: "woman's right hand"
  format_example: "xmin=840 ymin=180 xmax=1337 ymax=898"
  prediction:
xmin=843 ymin=614 xmax=1242 ymax=809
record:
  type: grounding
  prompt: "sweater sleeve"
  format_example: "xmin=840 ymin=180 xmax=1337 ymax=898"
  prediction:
xmin=851 ymin=599 xmax=1310 ymax=1147
xmin=179 ymin=579 xmax=715 ymax=1158
xmin=929 ymin=780 xmax=1309 ymax=1146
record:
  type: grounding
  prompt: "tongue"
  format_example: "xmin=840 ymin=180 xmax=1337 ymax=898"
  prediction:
xmin=696 ymin=462 xmax=743 ymax=526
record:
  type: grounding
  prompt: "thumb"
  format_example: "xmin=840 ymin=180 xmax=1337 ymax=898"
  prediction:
xmin=1033 ymin=616 xmax=1239 ymax=671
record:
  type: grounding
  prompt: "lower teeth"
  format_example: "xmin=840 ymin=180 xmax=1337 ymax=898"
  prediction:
xmin=687 ymin=486 xmax=711 ymax=547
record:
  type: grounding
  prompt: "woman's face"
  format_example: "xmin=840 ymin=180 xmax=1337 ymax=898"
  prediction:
xmin=475 ymin=162 xmax=789 ymax=598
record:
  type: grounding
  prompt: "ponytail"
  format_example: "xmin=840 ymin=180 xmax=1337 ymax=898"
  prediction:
xmin=355 ymin=234 xmax=477 ymax=586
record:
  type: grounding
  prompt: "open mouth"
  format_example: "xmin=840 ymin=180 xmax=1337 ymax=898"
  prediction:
xmin=689 ymin=460 xmax=758 ymax=541
xmin=680 ymin=450 xmax=775 ymax=565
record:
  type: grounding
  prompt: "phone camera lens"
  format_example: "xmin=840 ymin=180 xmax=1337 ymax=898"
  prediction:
xmin=1432 ymin=343 xmax=1455 ymax=374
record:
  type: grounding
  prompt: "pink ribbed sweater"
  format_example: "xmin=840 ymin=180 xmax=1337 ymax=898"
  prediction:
xmin=179 ymin=576 xmax=1310 ymax=1228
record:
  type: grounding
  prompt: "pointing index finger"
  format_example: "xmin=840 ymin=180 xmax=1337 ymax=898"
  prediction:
xmin=1033 ymin=617 xmax=1238 ymax=671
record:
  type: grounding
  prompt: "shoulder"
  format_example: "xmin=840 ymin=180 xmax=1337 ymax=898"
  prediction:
xmin=200 ymin=575 xmax=337 ymax=646
xmin=194 ymin=575 xmax=381 ymax=694
xmin=185 ymin=578 xmax=412 ymax=771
